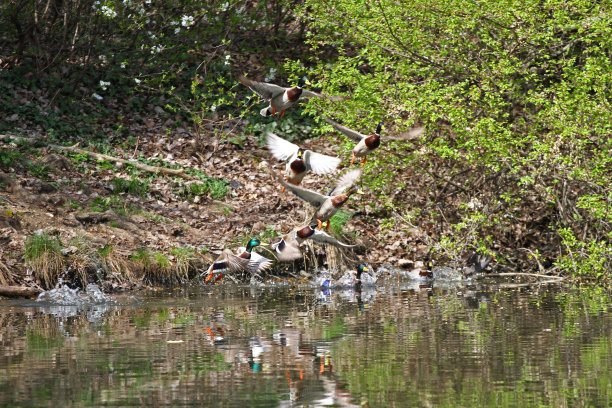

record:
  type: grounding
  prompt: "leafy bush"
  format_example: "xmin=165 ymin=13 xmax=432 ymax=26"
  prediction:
xmin=294 ymin=0 xmax=611 ymax=276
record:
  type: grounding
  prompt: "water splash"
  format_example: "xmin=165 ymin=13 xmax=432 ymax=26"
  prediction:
xmin=37 ymin=284 xmax=114 ymax=306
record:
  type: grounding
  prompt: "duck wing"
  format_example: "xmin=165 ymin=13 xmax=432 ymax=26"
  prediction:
xmin=330 ymin=168 xmax=362 ymax=195
xmin=322 ymin=117 xmax=366 ymax=142
xmin=301 ymin=90 xmax=347 ymax=102
xmin=303 ymin=150 xmax=340 ymax=175
xmin=238 ymin=76 xmax=286 ymax=100
xmin=248 ymin=251 xmax=273 ymax=273
xmin=270 ymin=170 xmax=328 ymax=205
xmin=309 ymin=230 xmax=356 ymax=248
xmin=266 ymin=131 xmax=299 ymax=161
xmin=221 ymin=249 xmax=251 ymax=272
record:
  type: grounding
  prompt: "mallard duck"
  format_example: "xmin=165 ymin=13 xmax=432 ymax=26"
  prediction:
xmin=322 ymin=117 xmax=384 ymax=166
xmin=238 ymin=75 xmax=344 ymax=118
xmin=271 ymin=223 xmax=356 ymax=262
xmin=266 ymin=131 xmax=340 ymax=188
xmin=237 ymin=239 xmax=273 ymax=275
xmin=272 ymin=168 xmax=362 ymax=230
xmin=319 ymin=264 xmax=373 ymax=288
xmin=204 ymin=238 xmax=271 ymax=282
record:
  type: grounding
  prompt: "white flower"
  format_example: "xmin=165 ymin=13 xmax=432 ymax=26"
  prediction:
xmin=210 ymin=105 xmax=216 ymax=112
xmin=264 ymin=67 xmax=277 ymax=82
xmin=99 ymin=80 xmax=111 ymax=90
xmin=224 ymin=54 xmax=231 ymax=65
xmin=134 ymin=78 xmax=141 ymax=84
xmin=150 ymin=45 xmax=163 ymax=54
xmin=181 ymin=15 xmax=194 ymax=27
xmin=92 ymin=93 xmax=103 ymax=101
xmin=120 ymin=62 xmax=126 ymax=68
xmin=174 ymin=27 xmax=181 ymax=34
xmin=100 ymin=5 xmax=117 ymax=18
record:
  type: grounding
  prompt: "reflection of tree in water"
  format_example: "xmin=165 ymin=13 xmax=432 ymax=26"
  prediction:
xmin=0 ymin=286 xmax=609 ymax=407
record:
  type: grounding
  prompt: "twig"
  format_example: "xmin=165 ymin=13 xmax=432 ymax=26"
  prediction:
xmin=473 ymin=272 xmax=565 ymax=282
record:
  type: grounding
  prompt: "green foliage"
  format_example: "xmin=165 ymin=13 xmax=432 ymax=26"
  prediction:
xmin=328 ymin=209 xmax=353 ymax=237
xmin=112 ymin=177 xmax=150 ymax=198
xmin=294 ymin=0 xmax=611 ymax=277
xmin=25 ymin=233 xmax=62 ymax=261
xmin=0 ymin=148 xmax=21 ymax=169
xmin=179 ymin=173 xmax=230 ymax=201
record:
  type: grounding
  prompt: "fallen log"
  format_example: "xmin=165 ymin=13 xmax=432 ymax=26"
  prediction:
xmin=0 ymin=286 xmax=43 ymax=298
xmin=1 ymin=134 xmax=196 ymax=180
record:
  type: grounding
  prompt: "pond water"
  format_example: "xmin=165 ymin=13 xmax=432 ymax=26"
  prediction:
xmin=0 ymin=277 xmax=610 ymax=407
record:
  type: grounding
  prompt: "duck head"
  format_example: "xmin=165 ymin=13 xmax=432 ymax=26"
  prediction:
xmin=297 ymin=76 xmax=310 ymax=88
xmin=245 ymin=238 xmax=262 ymax=252
xmin=375 ymin=122 xmax=384 ymax=135
xmin=355 ymin=264 xmax=371 ymax=280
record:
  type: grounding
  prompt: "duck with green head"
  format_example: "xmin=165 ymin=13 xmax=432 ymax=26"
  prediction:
xmin=204 ymin=238 xmax=272 ymax=282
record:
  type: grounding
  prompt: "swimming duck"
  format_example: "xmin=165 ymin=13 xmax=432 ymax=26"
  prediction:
xmin=239 ymin=75 xmax=343 ymax=118
xmin=204 ymin=238 xmax=271 ymax=282
xmin=319 ymin=264 xmax=373 ymax=289
xmin=272 ymin=168 xmax=362 ymax=230
xmin=266 ymin=131 xmax=340 ymax=188
xmin=271 ymin=223 xmax=356 ymax=262
xmin=322 ymin=117 xmax=384 ymax=166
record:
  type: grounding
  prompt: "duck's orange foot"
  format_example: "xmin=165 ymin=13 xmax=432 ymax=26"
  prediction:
xmin=205 ymin=270 xmax=213 ymax=282
xmin=361 ymin=157 xmax=367 ymax=166
xmin=350 ymin=152 xmax=356 ymax=165
xmin=279 ymin=110 xmax=285 ymax=119
xmin=317 ymin=219 xmax=323 ymax=230
xmin=325 ymin=221 xmax=331 ymax=231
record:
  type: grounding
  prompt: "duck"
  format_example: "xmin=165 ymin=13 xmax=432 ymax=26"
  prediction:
xmin=204 ymin=238 xmax=271 ymax=282
xmin=319 ymin=264 xmax=373 ymax=289
xmin=271 ymin=223 xmax=356 ymax=262
xmin=322 ymin=117 xmax=384 ymax=166
xmin=461 ymin=252 xmax=495 ymax=276
xmin=266 ymin=131 xmax=340 ymax=188
xmin=272 ymin=168 xmax=362 ymax=230
xmin=239 ymin=76 xmax=344 ymax=118
xmin=237 ymin=239 xmax=273 ymax=276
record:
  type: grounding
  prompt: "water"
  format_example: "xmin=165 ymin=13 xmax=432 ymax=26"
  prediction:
xmin=0 ymin=279 xmax=610 ymax=407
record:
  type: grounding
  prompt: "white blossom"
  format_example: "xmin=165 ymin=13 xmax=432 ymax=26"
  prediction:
xmin=181 ymin=15 xmax=194 ymax=27
xmin=99 ymin=80 xmax=111 ymax=90
xmin=134 ymin=78 xmax=141 ymax=84
xmin=100 ymin=5 xmax=117 ymax=18
xmin=92 ymin=93 xmax=103 ymax=101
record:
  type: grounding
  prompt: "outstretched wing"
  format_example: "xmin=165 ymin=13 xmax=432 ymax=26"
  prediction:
xmin=330 ymin=168 xmax=362 ymax=195
xmin=238 ymin=76 xmax=286 ymax=100
xmin=322 ymin=117 xmax=366 ymax=142
xmin=303 ymin=150 xmax=340 ymax=175
xmin=248 ymin=251 xmax=273 ymax=274
xmin=270 ymin=170 xmax=328 ymax=205
xmin=301 ymin=90 xmax=348 ymax=102
xmin=309 ymin=230 xmax=356 ymax=248
xmin=266 ymin=131 xmax=299 ymax=162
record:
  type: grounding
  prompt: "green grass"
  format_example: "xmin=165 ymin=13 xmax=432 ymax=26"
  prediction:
xmin=24 ymin=233 xmax=62 ymax=261
xmin=113 ymin=176 xmax=150 ymax=197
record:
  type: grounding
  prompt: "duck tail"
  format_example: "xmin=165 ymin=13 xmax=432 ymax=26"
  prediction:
xmin=260 ymin=107 xmax=273 ymax=117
